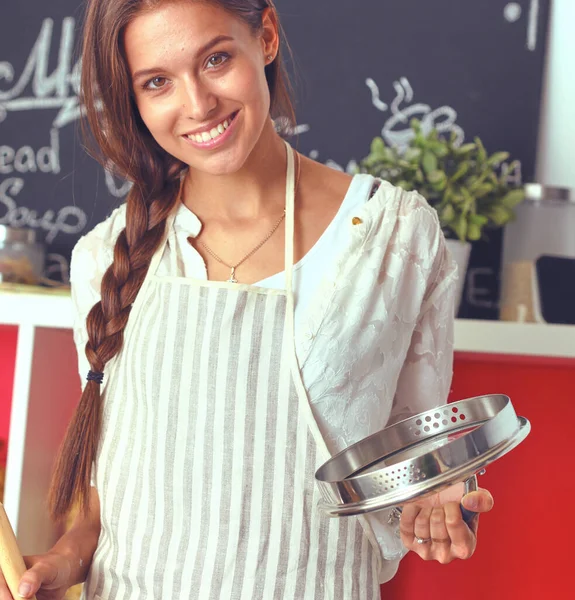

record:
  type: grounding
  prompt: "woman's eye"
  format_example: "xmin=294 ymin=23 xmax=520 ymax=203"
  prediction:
xmin=144 ymin=77 xmax=168 ymax=91
xmin=206 ymin=53 xmax=230 ymax=69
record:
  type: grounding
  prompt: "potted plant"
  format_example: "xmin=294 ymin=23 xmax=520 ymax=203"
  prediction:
xmin=358 ymin=119 xmax=525 ymax=309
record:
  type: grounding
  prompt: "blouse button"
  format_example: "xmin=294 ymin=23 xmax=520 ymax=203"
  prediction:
xmin=305 ymin=331 xmax=314 ymax=340
xmin=352 ymin=217 xmax=363 ymax=225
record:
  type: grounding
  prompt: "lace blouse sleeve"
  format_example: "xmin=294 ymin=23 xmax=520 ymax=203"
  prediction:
xmin=388 ymin=236 xmax=458 ymax=425
xmin=365 ymin=229 xmax=458 ymax=578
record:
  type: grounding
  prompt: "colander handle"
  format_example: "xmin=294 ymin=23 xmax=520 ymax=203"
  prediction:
xmin=460 ymin=474 xmax=479 ymax=525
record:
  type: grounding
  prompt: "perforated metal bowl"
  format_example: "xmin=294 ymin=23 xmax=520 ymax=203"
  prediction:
xmin=315 ymin=394 xmax=530 ymax=517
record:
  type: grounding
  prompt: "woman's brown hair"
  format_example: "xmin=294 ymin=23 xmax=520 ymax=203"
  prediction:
xmin=49 ymin=0 xmax=295 ymax=520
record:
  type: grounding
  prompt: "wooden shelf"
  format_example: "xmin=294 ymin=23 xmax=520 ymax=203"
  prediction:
xmin=2 ymin=286 xmax=574 ymax=357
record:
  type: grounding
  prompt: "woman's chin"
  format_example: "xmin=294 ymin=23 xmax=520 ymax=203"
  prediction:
xmin=183 ymin=145 xmax=252 ymax=177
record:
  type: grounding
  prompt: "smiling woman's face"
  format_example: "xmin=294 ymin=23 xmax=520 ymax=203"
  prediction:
xmin=124 ymin=1 xmax=278 ymax=176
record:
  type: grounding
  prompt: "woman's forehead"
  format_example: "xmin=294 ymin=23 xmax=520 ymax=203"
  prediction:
xmin=124 ymin=2 xmax=246 ymax=71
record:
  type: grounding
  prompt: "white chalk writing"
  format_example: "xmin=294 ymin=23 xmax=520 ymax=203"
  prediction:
xmin=504 ymin=3 xmax=522 ymax=23
xmin=0 ymin=16 xmax=93 ymax=280
xmin=504 ymin=0 xmax=540 ymax=51
xmin=104 ymin=162 xmax=133 ymax=198
xmin=44 ymin=253 xmax=70 ymax=283
xmin=527 ymin=0 xmax=540 ymax=51
xmin=0 ymin=18 xmax=82 ymax=128
xmin=0 ymin=128 xmax=60 ymax=174
xmin=0 ymin=177 xmax=87 ymax=243
xmin=366 ymin=77 xmax=465 ymax=152
xmin=466 ymin=267 xmax=499 ymax=309
xmin=501 ymin=161 xmax=523 ymax=187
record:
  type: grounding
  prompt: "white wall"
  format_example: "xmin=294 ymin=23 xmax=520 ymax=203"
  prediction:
xmin=536 ymin=0 xmax=575 ymax=192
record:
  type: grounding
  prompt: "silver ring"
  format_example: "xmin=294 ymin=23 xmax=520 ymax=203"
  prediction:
xmin=415 ymin=535 xmax=431 ymax=545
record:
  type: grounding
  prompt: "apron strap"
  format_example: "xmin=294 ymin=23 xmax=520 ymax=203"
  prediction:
xmin=283 ymin=140 xmax=296 ymax=297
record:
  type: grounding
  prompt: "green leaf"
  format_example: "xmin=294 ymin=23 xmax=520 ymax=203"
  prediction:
xmin=433 ymin=144 xmax=449 ymax=158
xmin=422 ymin=151 xmax=438 ymax=175
xmin=501 ymin=189 xmax=525 ymax=208
xmin=440 ymin=204 xmax=455 ymax=222
xmin=461 ymin=187 xmax=475 ymax=209
xmin=410 ymin=118 xmax=422 ymax=133
xmin=404 ymin=147 xmax=422 ymax=163
xmin=360 ymin=156 xmax=378 ymax=170
xmin=468 ymin=214 xmax=489 ymax=226
xmin=467 ymin=223 xmax=482 ymax=241
xmin=487 ymin=152 xmax=510 ymax=167
xmin=397 ymin=180 xmax=413 ymax=191
xmin=465 ymin=176 xmax=478 ymax=190
xmin=383 ymin=146 xmax=397 ymax=163
xmin=456 ymin=143 xmax=476 ymax=156
xmin=398 ymin=159 xmax=414 ymax=170
xmin=428 ymin=170 xmax=447 ymax=191
xmin=488 ymin=206 xmax=513 ymax=226
xmin=370 ymin=137 xmax=386 ymax=156
xmin=487 ymin=172 xmax=500 ymax=186
xmin=449 ymin=163 xmax=470 ymax=183
xmin=452 ymin=215 xmax=468 ymax=241
xmin=475 ymin=137 xmax=487 ymax=163
xmin=474 ymin=183 xmax=495 ymax=198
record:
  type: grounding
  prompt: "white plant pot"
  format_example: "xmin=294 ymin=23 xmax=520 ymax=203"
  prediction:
xmin=445 ymin=239 xmax=472 ymax=314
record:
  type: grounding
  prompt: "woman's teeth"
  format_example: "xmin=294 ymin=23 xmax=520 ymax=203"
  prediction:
xmin=187 ymin=117 xmax=232 ymax=143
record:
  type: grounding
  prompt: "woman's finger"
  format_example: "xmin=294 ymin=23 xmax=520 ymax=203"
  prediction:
xmin=413 ymin=506 xmax=433 ymax=542
xmin=444 ymin=501 xmax=476 ymax=560
xmin=409 ymin=507 xmax=434 ymax=560
xmin=429 ymin=506 xmax=450 ymax=545
xmin=429 ymin=506 xmax=452 ymax=564
xmin=398 ymin=503 xmax=420 ymax=549
xmin=461 ymin=489 xmax=494 ymax=514
xmin=17 ymin=559 xmax=60 ymax=598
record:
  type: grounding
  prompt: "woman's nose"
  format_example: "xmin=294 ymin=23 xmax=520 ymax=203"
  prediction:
xmin=179 ymin=77 xmax=217 ymax=121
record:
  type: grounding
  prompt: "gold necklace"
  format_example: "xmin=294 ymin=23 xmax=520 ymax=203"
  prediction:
xmin=195 ymin=151 xmax=301 ymax=284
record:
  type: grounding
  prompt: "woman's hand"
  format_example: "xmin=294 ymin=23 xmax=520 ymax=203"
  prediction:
xmin=399 ymin=482 xmax=494 ymax=564
xmin=0 ymin=552 xmax=72 ymax=600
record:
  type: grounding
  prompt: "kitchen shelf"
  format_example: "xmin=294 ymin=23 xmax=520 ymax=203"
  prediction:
xmin=2 ymin=285 xmax=574 ymax=357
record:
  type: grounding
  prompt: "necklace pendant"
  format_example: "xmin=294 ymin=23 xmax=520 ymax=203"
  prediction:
xmin=227 ymin=267 xmax=238 ymax=284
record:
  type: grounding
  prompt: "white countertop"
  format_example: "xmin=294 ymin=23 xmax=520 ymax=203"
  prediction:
xmin=1 ymin=286 xmax=574 ymax=359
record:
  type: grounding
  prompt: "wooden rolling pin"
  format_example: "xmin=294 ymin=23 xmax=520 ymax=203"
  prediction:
xmin=0 ymin=502 xmax=37 ymax=600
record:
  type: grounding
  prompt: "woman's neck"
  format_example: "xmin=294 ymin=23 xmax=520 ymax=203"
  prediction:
xmin=182 ymin=122 xmax=289 ymax=222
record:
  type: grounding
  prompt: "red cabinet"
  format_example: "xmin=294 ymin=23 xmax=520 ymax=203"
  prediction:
xmin=0 ymin=325 xmax=18 ymax=446
xmin=0 ymin=311 xmax=573 ymax=598
xmin=383 ymin=352 xmax=575 ymax=600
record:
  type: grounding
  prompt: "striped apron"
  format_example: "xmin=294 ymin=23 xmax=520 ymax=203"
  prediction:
xmin=83 ymin=143 xmax=381 ymax=600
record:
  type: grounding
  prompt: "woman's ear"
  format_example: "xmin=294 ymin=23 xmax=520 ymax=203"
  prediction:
xmin=260 ymin=8 xmax=280 ymax=62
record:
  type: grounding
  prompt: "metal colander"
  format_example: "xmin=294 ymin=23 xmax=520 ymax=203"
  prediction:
xmin=315 ymin=394 xmax=530 ymax=517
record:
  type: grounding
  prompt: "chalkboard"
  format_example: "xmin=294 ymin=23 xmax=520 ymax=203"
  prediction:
xmin=0 ymin=0 xmax=550 ymax=319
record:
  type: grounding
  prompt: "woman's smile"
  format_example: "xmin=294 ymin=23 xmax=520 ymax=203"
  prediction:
xmin=181 ymin=110 xmax=240 ymax=150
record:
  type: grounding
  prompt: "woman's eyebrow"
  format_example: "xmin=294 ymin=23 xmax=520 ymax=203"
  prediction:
xmin=132 ymin=34 xmax=235 ymax=81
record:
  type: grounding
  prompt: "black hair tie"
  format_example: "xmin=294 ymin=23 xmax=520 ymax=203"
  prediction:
xmin=87 ymin=370 xmax=104 ymax=385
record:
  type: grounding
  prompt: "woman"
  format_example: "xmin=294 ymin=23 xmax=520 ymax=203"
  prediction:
xmin=4 ymin=1 xmax=493 ymax=599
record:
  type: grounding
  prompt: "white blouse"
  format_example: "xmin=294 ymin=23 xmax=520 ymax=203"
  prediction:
xmin=69 ymin=175 xmax=458 ymax=583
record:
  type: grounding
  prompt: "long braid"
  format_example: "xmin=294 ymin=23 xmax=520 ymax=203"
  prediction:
xmin=49 ymin=168 xmax=181 ymax=520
